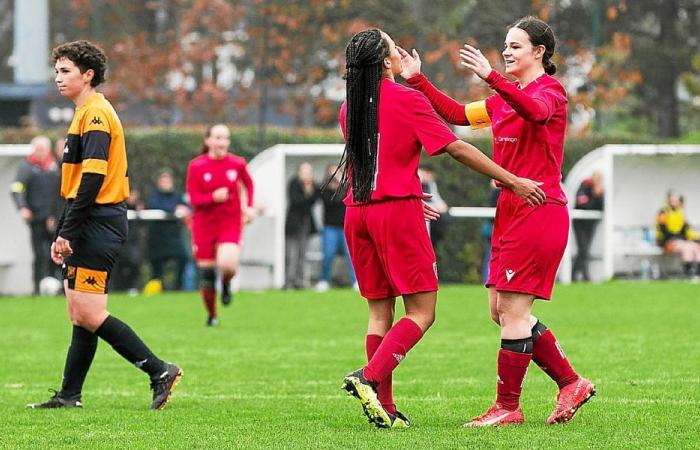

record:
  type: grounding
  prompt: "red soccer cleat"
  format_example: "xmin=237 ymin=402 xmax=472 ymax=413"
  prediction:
xmin=547 ymin=377 xmax=596 ymax=424
xmin=463 ymin=403 xmax=524 ymax=427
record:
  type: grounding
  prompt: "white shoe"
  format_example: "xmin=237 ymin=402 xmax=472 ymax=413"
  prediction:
xmin=315 ymin=280 xmax=330 ymax=292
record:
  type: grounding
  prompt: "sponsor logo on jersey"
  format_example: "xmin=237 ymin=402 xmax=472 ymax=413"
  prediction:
xmin=226 ymin=169 xmax=238 ymax=182
xmin=203 ymin=172 xmax=212 ymax=182
xmin=90 ymin=116 xmax=103 ymax=125
xmin=505 ymin=269 xmax=515 ymax=282
xmin=495 ymin=136 xmax=518 ymax=143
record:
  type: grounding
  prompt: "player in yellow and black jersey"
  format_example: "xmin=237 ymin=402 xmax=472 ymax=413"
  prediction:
xmin=27 ymin=41 xmax=182 ymax=411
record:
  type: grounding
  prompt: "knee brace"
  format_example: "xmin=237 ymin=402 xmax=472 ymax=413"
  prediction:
xmin=199 ymin=267 xmax=216 ymax=290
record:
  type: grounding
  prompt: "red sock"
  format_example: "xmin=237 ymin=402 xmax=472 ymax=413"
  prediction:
xmin=532 ymin=329 xmax=579 ymax=388
xmin=496 ymin=349 xmax=532 ymax=411
xmin=366 ymin=334 xmax=395 ymax=414
xmin=200 ymin=288 xmax=217 ymax=318
xmin=363 ymin=318 xmax=423 ymax=384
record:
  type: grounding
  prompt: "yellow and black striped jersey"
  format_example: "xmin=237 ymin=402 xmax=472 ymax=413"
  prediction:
xmin=62 ymin=92 xmax=129 ymax=203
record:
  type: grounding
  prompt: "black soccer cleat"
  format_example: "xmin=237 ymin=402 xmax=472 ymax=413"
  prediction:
xmin=221 ymin=283 xmax=232 ymax=307
xmin=341 ymin=368 xmax=392 ymax=428
xmin=26 ymin=389 xmax=83 ymax=409
xmin=150 ymin=363 xmax=183 ymax=410
xmin=206 ymin=316 xmax=218 ymax=327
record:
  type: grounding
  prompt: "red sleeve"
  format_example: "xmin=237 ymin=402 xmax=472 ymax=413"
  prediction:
xmin=406 ymin=74 xmax=469 ymax=126
xmin=186 ymin=161 xmax=214 ymax=207
xmin=239 ymin=162 xmax=254 ymax=207
xmin=410 ymin=91 xmax=459 ymax=156
xmin=485 ymin=70 xmax=565 ymax=123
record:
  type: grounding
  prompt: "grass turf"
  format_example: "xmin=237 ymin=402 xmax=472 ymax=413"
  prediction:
xmin=0 ymin=281 xmax=698 ymax=449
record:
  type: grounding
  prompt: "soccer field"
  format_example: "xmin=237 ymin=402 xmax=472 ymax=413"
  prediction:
xmin=0 ymin=282 xmax=697 ymax=449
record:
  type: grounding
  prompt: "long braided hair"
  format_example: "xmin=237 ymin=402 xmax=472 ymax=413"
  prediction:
xmin=337 ymin=29 xmax=390 ymax=203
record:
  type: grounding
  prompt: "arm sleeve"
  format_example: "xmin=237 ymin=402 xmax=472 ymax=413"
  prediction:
xmin=239 ymin=164 xmax=255 ymax=208
xmin=406 ymin=74 xmax=470 ymax=126
xmin=186 ymin=164 xmax=214 ymax=207
xmin=80 ymin=107 xmax=112 ymax=176
xmin=58 ymin=173 xmax=105 ymax=240
xmin=485 ymin=70 xmax=564 ymax=123
xmin=10 ymin=163 xmax=31 ymax=209
xmin=410 ymin=92 xmax=459 ymax=156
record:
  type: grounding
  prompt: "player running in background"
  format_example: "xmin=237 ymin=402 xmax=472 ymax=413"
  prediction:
xmin=338 ymin=28 xmax=545 ymax=429
xmin=28 ymin=40 xmax=181 ymax=410
xmin=399 ymin=16 xmax=595 ymax=426
xmin=186 ymin=124 xmax=255 ymax=326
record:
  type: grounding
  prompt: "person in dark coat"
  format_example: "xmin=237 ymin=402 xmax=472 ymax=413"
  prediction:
xmin=147 ymin=169 xmax=189 ymax=290
xmin=572 ymin=171 xmax=604 ymax=281
xmin=10 ymin=136 xmax=61 ymax=294
xmin=284 ymin=161 xmax=319 ymax=289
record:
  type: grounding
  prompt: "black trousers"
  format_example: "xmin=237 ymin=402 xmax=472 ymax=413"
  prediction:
xmin=29 ymin=220 xmax=54 ymax=294
xmin=573 ymin=221 xmax=597 ymax=281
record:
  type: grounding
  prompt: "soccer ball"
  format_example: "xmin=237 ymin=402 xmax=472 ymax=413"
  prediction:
xmin=39 ymin=276 xmax=63 ymax=296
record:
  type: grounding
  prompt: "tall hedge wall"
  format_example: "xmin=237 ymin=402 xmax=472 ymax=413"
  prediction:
xmin=2 ymin=126 xmax=660 ymax=282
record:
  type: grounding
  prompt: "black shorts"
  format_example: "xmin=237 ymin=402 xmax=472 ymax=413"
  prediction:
xmin=63 ymin=203 xmax=127 ymax=294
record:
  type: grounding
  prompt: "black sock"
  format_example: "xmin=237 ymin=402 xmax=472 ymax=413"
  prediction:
xmin=60 ymin=326 xmax=98 ymax=400
xmin=94 ymin=315 xmax=166 ymax=380
xmin=531 ymin=320 xmax=548 ymax=342
xmin=501 ymin=337 xmax=533 ymax=353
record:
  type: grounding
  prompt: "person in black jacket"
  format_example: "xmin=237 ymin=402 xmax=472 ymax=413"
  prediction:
xmin=10 ymin=136 xmax=61 ymax=295
xmin=284 ymin=161 xmax=319 ymax=289
xmin=315 ymin=164 xmax=356 ymax=292
xmin=146 ymin=169 xmax=189 ymax=290
xmin=572 ymin=171 xmax=604 ymax=281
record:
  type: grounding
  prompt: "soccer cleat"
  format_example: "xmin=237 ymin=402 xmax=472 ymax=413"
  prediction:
xmin=463 ymin=403 xmax=524 ymax=427
xmin=206 ymin=316 xmax=218 ymax=327
xmin=389 ymin=410 xmax=411 ymax=429
xmin=26 ymin=389 xmax=83 ymax=409
xmin=150 ymin=363 xmax=183 ymax=410
xmin=341 ymin=368 xmax=392 ymax=428
xmin=547 ymin=377 xmax=596 ymax=424
xmin=221 ymin=282 xmax=232 ymax=306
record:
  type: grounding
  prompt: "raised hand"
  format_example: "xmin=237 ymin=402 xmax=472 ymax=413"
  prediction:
xmin=397 ymin=46 xmax=422 ymax=80
xmin=459 ymin=44 xmax=492 ymax=80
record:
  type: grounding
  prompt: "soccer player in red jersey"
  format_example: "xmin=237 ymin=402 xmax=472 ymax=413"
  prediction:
xmin=186 ymin=124 xmax=255 ymax=326
xmin=338 ymin=29 xmax=546 ymax=429
xmin=399 ymin=16 xmax=596 ymax=426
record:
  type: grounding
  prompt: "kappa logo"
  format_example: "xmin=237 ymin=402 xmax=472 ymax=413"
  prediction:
xmin=90 ymin=116 xmax=103 ymax=125
xmin=392 ymin=353 xmax=405 ymax=363
xmin=83 ymin=276 xmax=98 ymax=286
xmin=505 ymin=269 xmax=516 ymax=282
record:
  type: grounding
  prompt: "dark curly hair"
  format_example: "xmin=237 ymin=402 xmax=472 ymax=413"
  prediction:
xmin=52 ymin=40 xmax=107 ymax=87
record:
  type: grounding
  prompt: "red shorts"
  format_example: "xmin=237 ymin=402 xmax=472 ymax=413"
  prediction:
xmin=486 ymin=191 xmax=569 ymax=300
xmin=344 ymin=198 xmax=438 ymax=300
xmin=191 ymin=215 xmax=242 ymax=260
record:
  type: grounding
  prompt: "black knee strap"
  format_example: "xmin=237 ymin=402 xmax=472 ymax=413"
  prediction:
xmin=531 ymin=320 xmax=548 ymax=342
xmin=199 ymin=267 xmax=216 ymax=289
xmin=501 ymin=337 xmax=533 ymax=353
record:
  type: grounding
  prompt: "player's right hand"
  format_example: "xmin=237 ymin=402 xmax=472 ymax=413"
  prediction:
xmin=510 ymin=178 xmax=546 ymax=207
xmin=212 ymin=187 xmax=229 ymax=203
xmin=50 ymin=241 xmax=64 ymax=265
xmin=397 ymin=46 xmax=421 ymax=79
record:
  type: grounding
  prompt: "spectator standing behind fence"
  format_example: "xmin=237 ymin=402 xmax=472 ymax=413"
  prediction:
xmin=656 ymin=190 xmax=700 ymax=279
xmin=315 ymin=164 xmax=357 ymax=293
xmin=285 ymin=162 xmax=319 ymax=289
xmin=418 ymin=167 xmax=449 ymax=248
xmin=111 ymin=189 xmax=144 ymax=294
xmin=147 ymin=169 xmax=190 ymax=291
xmin=10 ymin=136 xmax=61 ymax=295
xmin=572 ymin=172 xmax=604 ymax=282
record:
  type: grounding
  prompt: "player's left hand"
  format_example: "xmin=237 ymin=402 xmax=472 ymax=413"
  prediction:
xmin=459 ymin=44 xmax=492 ymax=80
xmin=510 ymin=177 xmax=546 ymax=207
xmin=54 ymin=236 xmax=73 ymax=258
xmin=243 ymin=207 xmax=256 ymax=224
xmin=422 ymin=194 xmax=441 ymax=221
xmin=50 ymin=241 xmax=64 ymax=265
xmin=397 ymin=46 xmax=422 ymax=80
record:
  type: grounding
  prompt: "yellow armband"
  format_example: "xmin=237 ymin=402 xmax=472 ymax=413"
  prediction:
xmin=465 ymin=100 xmax=491 ymax=129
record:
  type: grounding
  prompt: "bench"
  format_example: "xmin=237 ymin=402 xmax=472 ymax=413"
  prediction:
xmin=614 ymin=226 xmax=683 ymax=279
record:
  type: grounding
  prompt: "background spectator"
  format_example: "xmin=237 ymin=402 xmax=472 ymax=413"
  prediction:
xmin=111 ymin=189 xmax=145 ymax=294
xmin=147 ymin=169 xmax=190 ymax=290
xmin=656 ymin=190 xmax=700 ymax=279
xmin=285 ymin=161 xmax=319 ymax=289
xmin=9 ymin=136 xmax=60 ymax=294
xmin=572 ymin=171 xmax=604 ymax=281
xmin=315 ymin=164 xmax=356 ymax=292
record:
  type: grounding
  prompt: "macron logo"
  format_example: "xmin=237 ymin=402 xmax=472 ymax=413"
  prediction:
xmin=505 ymin=269 xmax=515 ymax=282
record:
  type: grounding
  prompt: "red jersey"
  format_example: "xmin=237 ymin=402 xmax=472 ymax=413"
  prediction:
xmin=484 ymin=71 xmax=568 ymax=204
xmin=339 ymin=78 xmax=458 ymax=205
xmin=186 ymin=153 xmax=254 ymax=221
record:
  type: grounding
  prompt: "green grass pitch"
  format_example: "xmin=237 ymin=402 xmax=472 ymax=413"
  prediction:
xmin=0 ymin=282 xmax=698 ymax=449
